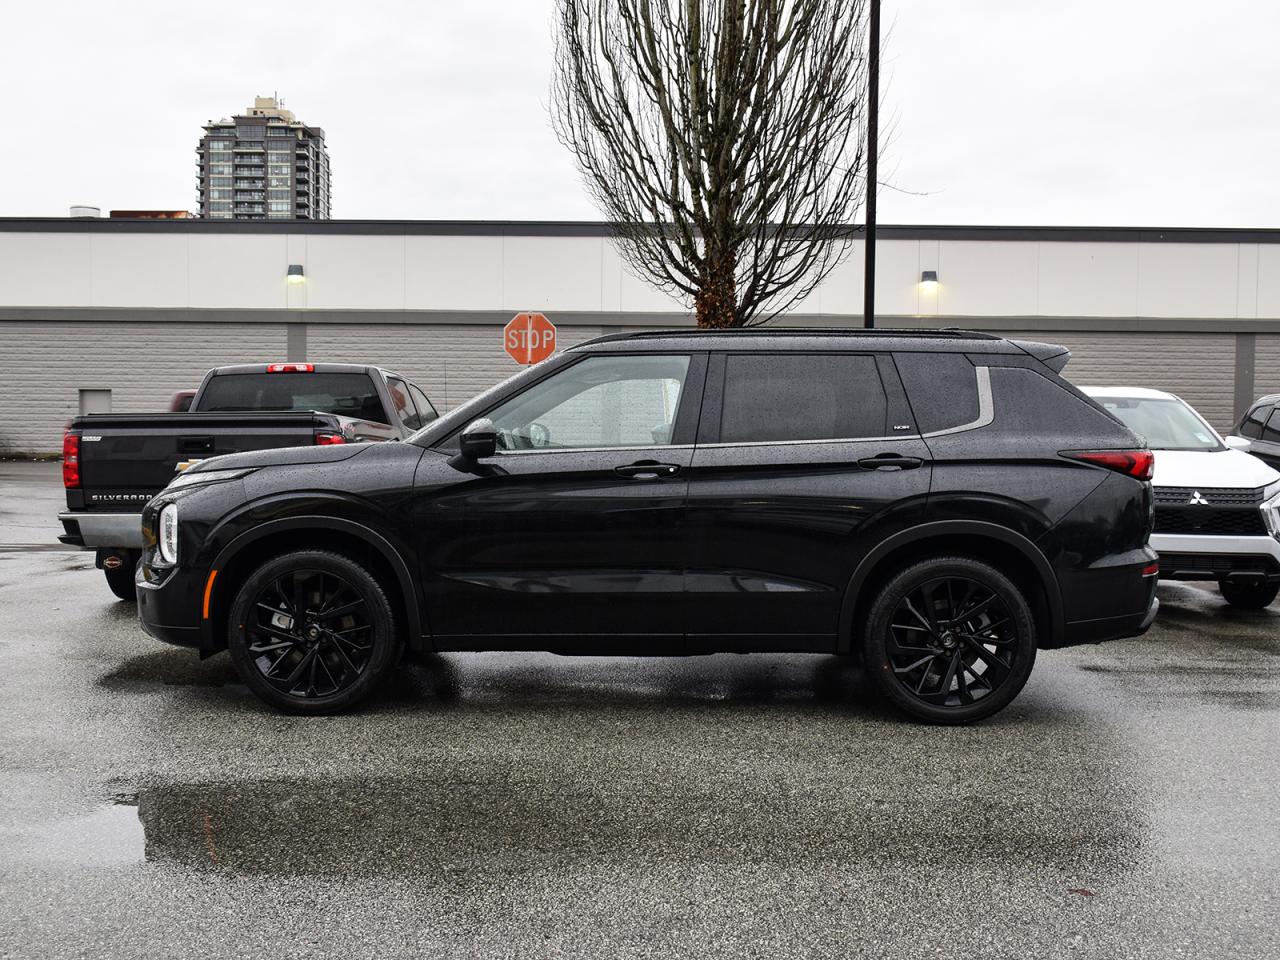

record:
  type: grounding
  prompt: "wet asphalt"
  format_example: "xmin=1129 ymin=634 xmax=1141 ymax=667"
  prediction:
xmin=0 ymin=461 xmax=1277 ymax=959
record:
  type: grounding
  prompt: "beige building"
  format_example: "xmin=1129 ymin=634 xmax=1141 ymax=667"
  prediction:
xmin=2 ymin=218 xmax=1279 ymax=454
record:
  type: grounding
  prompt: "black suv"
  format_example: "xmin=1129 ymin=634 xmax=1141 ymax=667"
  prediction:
xmin=137 ymin=329 xmax=1159 ymax=723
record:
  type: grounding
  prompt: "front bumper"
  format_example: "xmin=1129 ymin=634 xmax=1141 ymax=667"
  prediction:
xmin=1151 ymin=532 xmax=1280 ymax=581
xmin=58 ymin=512 xmax=145 ymax=549
xmin=136 ymin=562 xmax=206 ymax=649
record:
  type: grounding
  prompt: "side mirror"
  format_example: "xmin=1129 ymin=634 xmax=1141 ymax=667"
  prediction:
xmin=1225 ymin=435 xmax=1252 ymax=452
xmin=459 ymin=418 xmax=498 ymax=460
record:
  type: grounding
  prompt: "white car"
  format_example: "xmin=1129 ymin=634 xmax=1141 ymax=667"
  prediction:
xmin=1083 ymin=386 xmax=1280 ymax=608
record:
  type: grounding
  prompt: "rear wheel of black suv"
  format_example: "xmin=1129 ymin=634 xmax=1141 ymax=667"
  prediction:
xmin=863 ymin=556 xmax=1037 ymax=725
xmin=1218 ymin=577 xmax=1279 ymax=609
xmin=227 ymin=550 xmax=401 ymax=714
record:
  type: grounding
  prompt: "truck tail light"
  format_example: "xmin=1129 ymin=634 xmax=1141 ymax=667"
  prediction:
xmin=266 ymin=363 xmax=314 ymax=373
xmin=1062 ymin=449 xmax=1154 ymax=481
xmin=314 ymin=431 xmax=346 ymax=445
xmin=62 ymin=430 xmax=81 ymax=488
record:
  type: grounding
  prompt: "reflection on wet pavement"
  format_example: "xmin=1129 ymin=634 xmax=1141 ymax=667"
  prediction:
xmin=2 ymin=538 xmax=1278 ymax=958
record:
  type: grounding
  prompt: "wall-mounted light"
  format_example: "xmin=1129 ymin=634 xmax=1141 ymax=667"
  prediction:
xmin=920 ymin=269 xmax=939 ymax=290
xmin=287 ymin=264 xmax=305 ymax=284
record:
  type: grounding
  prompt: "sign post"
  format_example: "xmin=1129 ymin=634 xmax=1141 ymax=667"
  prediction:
xmin=504 ymin=312 xmax=557 ymax=365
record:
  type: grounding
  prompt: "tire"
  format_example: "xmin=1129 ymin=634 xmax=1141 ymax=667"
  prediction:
xmin=103 ymin=555 xmax=137 ymax=601
xmin=227 ymin=550 xmax=401 ymax=714
xmin=862 ymin=556 xmax=1038 ymax=725
xmin=1218 ymin=577 xmax=1279 ymax=609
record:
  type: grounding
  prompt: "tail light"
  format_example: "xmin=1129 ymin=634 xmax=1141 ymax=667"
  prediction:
xmin=62 ymin=430 xmax=81 ymax=488
xmin=1062 ymin=449 xmax=1154 ymax=481
xmin=1142 ymin=561 xmax=1160 ymax=577
xmin=314 ymin=431 xmax=346 ymax=445
xmin=267 ymin=363 xmax=314 ymax=373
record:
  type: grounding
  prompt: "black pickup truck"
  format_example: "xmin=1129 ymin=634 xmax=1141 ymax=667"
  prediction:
xmin=60 ymin=362 xmax=438 ymax=598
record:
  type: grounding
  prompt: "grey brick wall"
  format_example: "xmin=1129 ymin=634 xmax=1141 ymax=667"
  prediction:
xmin=0 ymin=319 xmax=287 ymax=455
xmin=996 ymin=330 xmax=1239 ymax=430
xmin=305 ymin=323 xmax=618 ymax=413
xmin=0 ymin=316 xmax=1261 ymax=454
xmin=1252 ymin=334 xmax=1280 ymax=405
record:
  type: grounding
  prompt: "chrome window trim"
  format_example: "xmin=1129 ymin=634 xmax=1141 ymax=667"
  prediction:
xmin=486 ymin=366 xmax=994 ymax=454
xmin=918 ymin=366 xmax=994 ymax=438
xmin=494 ymin=444 xmax=694 ymax=456
xmin=695 ymin=366 xmax=993 ymax=448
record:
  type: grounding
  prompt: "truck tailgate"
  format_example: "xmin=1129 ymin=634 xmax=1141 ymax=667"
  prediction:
xmin=71 ymin=412 xmax=330 ymax=510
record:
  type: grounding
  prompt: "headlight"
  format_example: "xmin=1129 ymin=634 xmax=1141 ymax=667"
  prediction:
xmin=157 ymin=504 xmax=179 ymax=566
xmin=1261 ymin=485 xmax=1280 ymax=540
xmin=166 ymin=468 xmax=254 ymax=490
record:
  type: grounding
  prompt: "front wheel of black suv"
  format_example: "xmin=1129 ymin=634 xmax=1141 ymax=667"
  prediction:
xmin=862 ymin=556 xmax=1038 ymax=725
xmin=1217 ymin=577 xmax=1279 ymax=609
xmin=227 ymin=550 xmax=401 ymax=714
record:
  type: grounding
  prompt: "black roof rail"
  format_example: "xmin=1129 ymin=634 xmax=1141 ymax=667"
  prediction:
xmin=573 ymin=327 xmax=1002 ymax=348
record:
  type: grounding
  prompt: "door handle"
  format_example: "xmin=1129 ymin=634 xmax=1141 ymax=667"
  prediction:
xmin=857 ymin=453 xmax=924 ymax=471
xmin=615 ymin=461 xmax=681 ymax=479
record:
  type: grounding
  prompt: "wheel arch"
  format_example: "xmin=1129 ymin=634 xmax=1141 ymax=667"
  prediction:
xmin=838 ymin=521 xmax=1064 ymax=654
xmin=202 ymin=516 xmax=425 ymax=653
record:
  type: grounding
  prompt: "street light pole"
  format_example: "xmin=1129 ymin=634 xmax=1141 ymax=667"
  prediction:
xmin=863 ymin=0 xmax=881 ymax=329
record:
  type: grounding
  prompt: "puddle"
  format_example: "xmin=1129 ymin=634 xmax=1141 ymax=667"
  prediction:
xmin=120 ymin=764 xmax=1146 ymax=878
xmin=9 ymin=795 xmax=145 ymax=868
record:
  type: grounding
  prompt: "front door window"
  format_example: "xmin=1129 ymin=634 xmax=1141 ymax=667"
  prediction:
xmin=486 ymin=355 xmax=691 ymax=451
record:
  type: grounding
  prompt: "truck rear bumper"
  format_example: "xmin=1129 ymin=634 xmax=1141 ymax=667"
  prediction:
xmin=58 ymin=512 xmax=144 ymax=549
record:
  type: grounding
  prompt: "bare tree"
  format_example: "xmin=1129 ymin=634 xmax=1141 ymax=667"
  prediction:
xmin=552 ymin=0 xmax=869 ymax=328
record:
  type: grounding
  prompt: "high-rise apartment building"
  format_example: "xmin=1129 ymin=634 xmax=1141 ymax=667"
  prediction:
xmin=196 ymin=96 xmax=331 ymax=220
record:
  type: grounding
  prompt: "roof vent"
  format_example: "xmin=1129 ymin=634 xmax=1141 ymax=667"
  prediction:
xmin=69 ymin=205 xmax=101 ymax=218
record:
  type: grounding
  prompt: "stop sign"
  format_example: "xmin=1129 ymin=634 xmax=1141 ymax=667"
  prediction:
xmin=504 ymin=312 xmax=557 ymax=365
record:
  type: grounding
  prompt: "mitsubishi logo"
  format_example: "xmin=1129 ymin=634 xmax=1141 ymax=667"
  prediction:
xmin=1188 ymin=491 xmax=1209 ymax=505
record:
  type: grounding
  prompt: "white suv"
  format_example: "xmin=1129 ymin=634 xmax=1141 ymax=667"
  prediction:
xmin=1083 ymin=386 xmax=1280 ymax=608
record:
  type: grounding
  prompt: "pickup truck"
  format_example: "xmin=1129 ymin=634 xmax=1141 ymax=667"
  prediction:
xmin=60 ymin=362 xmax=438 ymax=599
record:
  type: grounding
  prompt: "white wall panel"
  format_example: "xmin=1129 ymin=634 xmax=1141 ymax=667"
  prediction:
xmin=502 ymin=236 xmax=604 ymax=312
xmin=187 ymin=234 xmax=289 ymax=308
xmin=89 ymin=234 xmax=189 ymax=308
xmin=303 ymin=235 xmax=406 ymax=310
xmin=404 ymin=235 xmax=503 ymax=311
xmin=1136 ymin=243 xmax=1239 ymax=318
xmin=1038 ymin=242 xmax=1140 ymax=318
xmin=1255 ymin=244 xmax=1280 ymax=319
xmin=0 ymin=233 xmax=92 ymax=306
xmin=938 ymin=241 xmax=1039 ymax=317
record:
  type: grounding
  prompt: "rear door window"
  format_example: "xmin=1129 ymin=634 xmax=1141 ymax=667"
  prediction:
xmin=197 ymin=373 xmax=389 ymax=424
xmin=718 ymin=354 xmax=887 ymax=443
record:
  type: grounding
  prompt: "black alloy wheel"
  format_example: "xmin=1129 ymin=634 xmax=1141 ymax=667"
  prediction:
xmin=864 ymin=557 xmax=1037 ymax=724
xmin=1218 ymin=577 xmax=1280 ymax=609
xmin=227 ymin=550 xmax=399 ymax=714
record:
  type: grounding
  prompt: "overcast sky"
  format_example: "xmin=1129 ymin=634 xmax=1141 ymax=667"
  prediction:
xmin=3 ymin=1 xmax=1278 ymax=226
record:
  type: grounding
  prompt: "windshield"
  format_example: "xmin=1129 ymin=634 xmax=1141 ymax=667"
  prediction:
xmin=1093 ymin=396 xmax=1222 ymax=452
xmin=198 ymin=373 xmax=389 ymax=424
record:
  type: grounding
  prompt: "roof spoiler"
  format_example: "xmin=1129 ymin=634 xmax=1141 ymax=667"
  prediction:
xmin=1011 ymin=339 xmax=1071 ymax=373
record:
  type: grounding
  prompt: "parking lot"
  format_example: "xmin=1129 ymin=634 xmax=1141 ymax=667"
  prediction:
xmin=1 ymin=459 xmax=1278 ymax=960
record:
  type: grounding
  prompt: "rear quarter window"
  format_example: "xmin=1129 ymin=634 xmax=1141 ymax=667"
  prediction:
xmin=893 ymin=352 xmax=980 ymax=433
